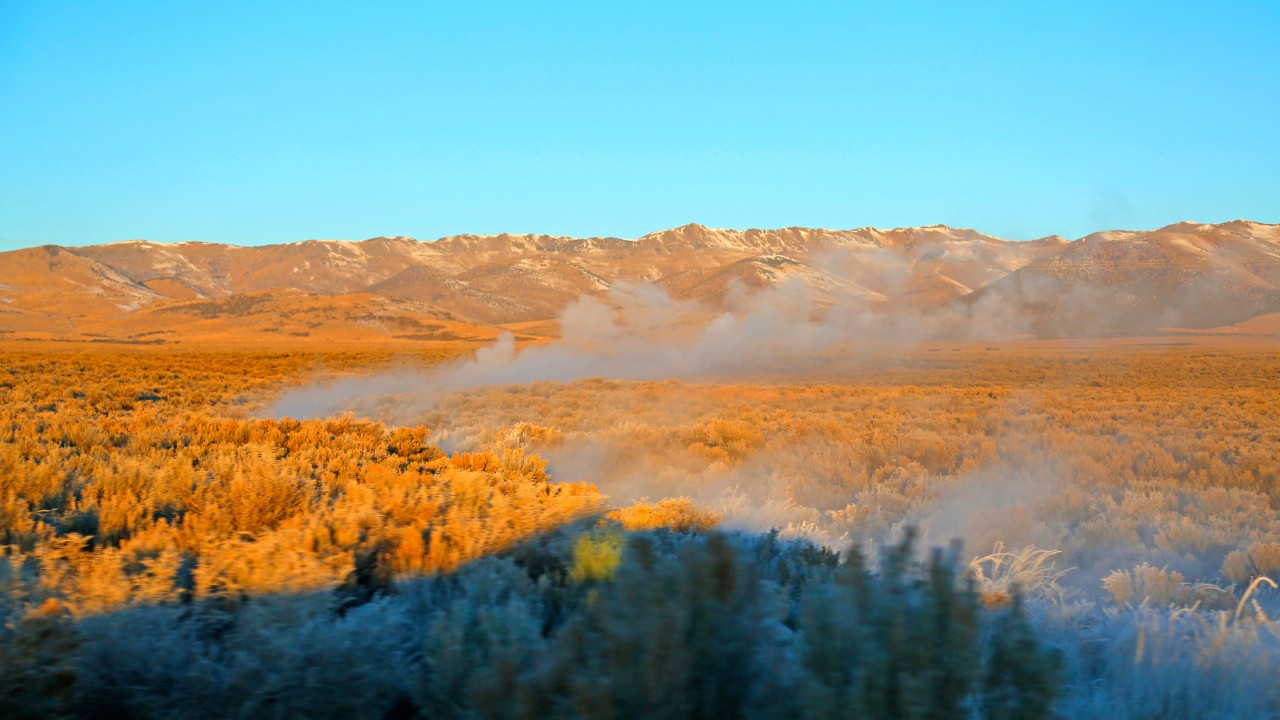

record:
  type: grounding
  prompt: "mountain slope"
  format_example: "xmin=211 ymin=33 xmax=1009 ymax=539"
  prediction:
xmin=959 ymin=221 xmax=1280 ymax=336
xmin=1 ymin=221 xmax=1277 ymax=342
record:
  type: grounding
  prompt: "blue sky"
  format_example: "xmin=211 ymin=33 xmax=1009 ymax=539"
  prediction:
xmin=1 ymin=1 xmax=1277 ymax=250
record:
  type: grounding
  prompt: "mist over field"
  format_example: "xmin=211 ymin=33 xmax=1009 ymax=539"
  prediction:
xmin=8 ymin=323 xmax=1280 ymax=718
xmin=271 ymin=280 xmax=942 ymax=546
xmin=269 ymin=273 xmax=1022 ymax=420
xmin=269 ymin=282 xmax=1280 ymax=599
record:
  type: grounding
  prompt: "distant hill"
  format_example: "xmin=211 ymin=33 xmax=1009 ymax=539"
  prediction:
xmin=957 ymin=221 xmax=1280 ymax=337
xmin=1 ymin=221 xmax=1277 ymax=343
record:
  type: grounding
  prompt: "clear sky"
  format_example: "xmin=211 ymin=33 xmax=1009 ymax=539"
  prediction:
xmin=1 ymin=1 xmax=1277 ymax=250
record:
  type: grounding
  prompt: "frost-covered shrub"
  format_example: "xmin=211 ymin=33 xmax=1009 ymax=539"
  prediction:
xmin=402 ymin=528 xmax=1060 ymax=720
xmin=1048 ymin=591 xmax=1280 ymax=720
xmin=75 ymin=595 xmax=417 ymax=720
xmin=30 ymin=526 xmax=1062 ymax=719
xmin=778 ymin=533 xmax=1060 ymax=720
xmin=1222 ymin=542 xmax=1280 ymax=585
xmin=1102 ymin=563 xmax=1235 ymax=610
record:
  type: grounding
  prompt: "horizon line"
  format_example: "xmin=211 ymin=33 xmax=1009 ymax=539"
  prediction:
xmin=3 ymin=218 xmax=1277 ymax=253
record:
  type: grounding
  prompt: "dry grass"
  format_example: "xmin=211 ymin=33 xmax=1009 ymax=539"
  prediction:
xmin=2 ymin=342 xmax=1280 ymax=717
xmin=3 ymin=344 xmax=1279 ymax=625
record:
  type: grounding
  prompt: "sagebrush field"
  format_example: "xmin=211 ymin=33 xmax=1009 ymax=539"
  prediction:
xmin=3 ymin=343 xmax=1280 ymax=718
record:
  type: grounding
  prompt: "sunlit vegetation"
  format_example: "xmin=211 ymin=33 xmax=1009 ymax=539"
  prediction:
xmin=0 ymin=348 xmax=599 ymax=617
xmin=2 ymin=345 xmax=1279 ymax=717
xmin=423 ymin=348 xmax=1280 ymax=588
xmin=407 ymin=346 xmax=1280 ymax=718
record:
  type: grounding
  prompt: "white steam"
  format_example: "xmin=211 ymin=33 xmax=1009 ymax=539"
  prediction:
xmin=271 ymin=279 xmax=859 ymax=421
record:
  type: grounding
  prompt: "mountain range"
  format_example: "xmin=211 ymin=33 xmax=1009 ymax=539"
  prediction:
xmin=1 ymin=220 xmax=1278 ymax=343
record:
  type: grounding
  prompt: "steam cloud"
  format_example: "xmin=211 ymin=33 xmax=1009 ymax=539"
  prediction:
xmin=271 ymin=279 xmax=864 ymax=421
xmin=267 ymin=270 xmax=1171 ymax=583
xmin=270 ymin=255 xmax=1144 ymax=421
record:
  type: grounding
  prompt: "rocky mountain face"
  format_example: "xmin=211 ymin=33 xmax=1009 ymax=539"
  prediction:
xmin=1 ymin=221 xmax=1277 ymax=342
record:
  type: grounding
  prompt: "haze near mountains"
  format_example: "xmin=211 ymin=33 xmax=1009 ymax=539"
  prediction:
xmin=1 ymin=221 xmax=1278 ymax=343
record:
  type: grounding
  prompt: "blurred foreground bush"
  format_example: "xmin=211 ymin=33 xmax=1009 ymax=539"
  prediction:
xmin=1 ymin=525 xmax=1059 ymax=719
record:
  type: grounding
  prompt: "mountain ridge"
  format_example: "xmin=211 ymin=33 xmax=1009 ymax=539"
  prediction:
xmin=26 ymin=218 xmax=1278 ymax=253
xmin=2 ymin=221 xmax=1278 ymax=343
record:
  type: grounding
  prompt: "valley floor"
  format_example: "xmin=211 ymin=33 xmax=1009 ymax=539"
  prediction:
xmin=2 ymin=339 xmax=1279 ymax=718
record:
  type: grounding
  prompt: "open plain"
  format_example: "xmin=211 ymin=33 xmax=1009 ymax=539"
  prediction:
xmin=3 ymin=328 xmax=1279 ymax=717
